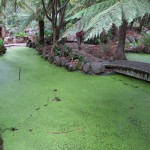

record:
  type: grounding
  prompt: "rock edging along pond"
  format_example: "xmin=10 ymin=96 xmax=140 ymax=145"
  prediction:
xmin=35 ymin=44 xmax=108 ymax=75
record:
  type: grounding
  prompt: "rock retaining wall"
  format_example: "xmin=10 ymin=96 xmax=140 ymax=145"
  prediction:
xmin=36 ymin=45 xmax=106 ymax=75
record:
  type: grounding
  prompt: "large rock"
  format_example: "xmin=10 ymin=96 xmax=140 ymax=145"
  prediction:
xmin=76 ymin=62 xmax=84 ymax=70
xmin=42 ymin=47 xmax=50 ymax=60
xmin=90 ymin=62 xmax=105 ymax=74
xmin=53 ymin=56 xmax=62 ymax=66
xmin=4 ymin=37 xmax=13 ymax=44
xmin=60 ymin=57 xmax=68 ymax=67
xmin=64 ymin=62 xmax=71 ymax=69
xmin=83 ymin=62 xmax=91 ymax=73
xmin=68 ymin=62 xmax=77 ymax=71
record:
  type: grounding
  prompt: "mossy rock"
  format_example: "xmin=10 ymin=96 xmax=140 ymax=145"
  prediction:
xmin=0 ymin=45 xmax=6 ymax=55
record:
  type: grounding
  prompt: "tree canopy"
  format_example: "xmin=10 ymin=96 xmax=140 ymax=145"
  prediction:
xmin=64 ymin=0 xmax=150 ymax=40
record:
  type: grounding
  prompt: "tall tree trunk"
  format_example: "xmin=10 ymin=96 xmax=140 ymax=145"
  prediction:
xmin=114 ymin=20 xmax=128 ymax=60
xmin=111 ymin=24 xmax=118 ymax=41
xmin=14 ymin=0 xmax=17 ymax=12
xmin=138 ymin=17 xmax=145 ymax=33
xmin=52 ymin=26 xmax=60 ymax=44
xmin=0 ymin=6 xmax=6 ymax=40
xmin=39 ymin=19 xmax=44 ymax=45
xmin=41 ymin=0 xmax=69 ymax=44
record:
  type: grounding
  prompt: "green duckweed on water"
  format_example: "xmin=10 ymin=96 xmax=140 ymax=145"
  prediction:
xmin=0 ymin=47 xmax=150 ymax=150
xmin=126 ymin=53 xmax=150 ymax=63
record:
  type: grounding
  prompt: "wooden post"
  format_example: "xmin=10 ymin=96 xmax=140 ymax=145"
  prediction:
xmin=19 ymin=67 xmax=21 ymax=81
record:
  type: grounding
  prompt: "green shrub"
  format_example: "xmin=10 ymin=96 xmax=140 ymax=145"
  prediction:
xmin=53 ymin=43 xmax=86 ymax=63
xmin=71 ymin=52 xmax=86 ymax=63
xmin=44 ymin=30 xmax=52 ymax=37
xmin=0 ymin=38 xmax=4 ymax=46
xmin=63 ymin=45 xmax=71 ymax=57
xmin=142 ymin=32 xmax=150 ymax=46
xmin=14 ymin=32 xmax=27 ymax=37
xmin=53 ymin=46 xmax=62 ymax=56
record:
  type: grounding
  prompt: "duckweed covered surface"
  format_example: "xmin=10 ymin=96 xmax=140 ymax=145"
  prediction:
xmin=0 ymin=47 xmax=150 ymax=150
xmin=126 ymin=53 xmax=150 ymax=63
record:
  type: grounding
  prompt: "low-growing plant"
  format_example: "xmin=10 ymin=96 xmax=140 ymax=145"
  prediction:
xmin=63 ymin=45 xmax=71 ymax=57
xmin=142 ymin=32 xmax=150 ymax=46
xmin=53 ymin=45 xmax=71 ymax=57
xmin=0 ymin=38 xmax=4 ymax=46
xmin=57 ymin=38 xmax=67 ymax=45
xmin=53 ymin=43 xmax=86 ymax=63
xmin=44 ymin=30 xmax=52 ymax=37
xmin=14 ymin=32 xmax=27 ymax=37
xmin=53 ymin=46 xmax=62 ymax=56
xmin=71 ymin=52 xmax=86 ymax=63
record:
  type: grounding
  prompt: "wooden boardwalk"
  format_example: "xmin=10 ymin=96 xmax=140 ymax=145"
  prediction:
xmin=104 ymin=60 xmax=150 ymax=82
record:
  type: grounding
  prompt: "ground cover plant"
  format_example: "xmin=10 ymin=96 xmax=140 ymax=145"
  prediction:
xmin=0 ymin=47 xmax=150 ymax=150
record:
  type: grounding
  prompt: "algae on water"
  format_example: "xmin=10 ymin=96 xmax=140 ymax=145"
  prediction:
xmin=0 ymin=47 xmax=150 ymax=150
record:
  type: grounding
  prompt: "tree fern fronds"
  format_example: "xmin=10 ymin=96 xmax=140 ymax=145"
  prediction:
xmin=17 ymin=0 xmax=34 ymax=13
xmin=63 ymin=0 xmax=150 ymax=41
xmin=85 ymin=0 xmax=150 ymax=40
xmin=66 ymin=0 xmax=119 ymax=21
xmin=19 ymin=13 xmax=36 ymax=32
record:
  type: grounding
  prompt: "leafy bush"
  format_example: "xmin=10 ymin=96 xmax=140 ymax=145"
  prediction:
xmin=53 ymin=45 xmax=71 ymax=57
xmin=66 ymin=22 xmax=73 ymax=29
xmin=142 ymin=32 xmax=150 ymax=46
xmin=14 ymin=32 xmax=27 ymax=37
xmin=0 ymin=38 xmax=6 ymax=55
xmin=71 ymin=52 xmax=86 ymax=63
xmin=0 ymin=38 xmax=4 ymax=46
xmin=53 ymin=43 xmax=86 ymax=63
xmin=53 ymin=46 xmax=62 ymax=56
xmin=44 ymin=30 xmax=52 ymax=37
xmin=63 ymin=45 xmax=71 ymax=57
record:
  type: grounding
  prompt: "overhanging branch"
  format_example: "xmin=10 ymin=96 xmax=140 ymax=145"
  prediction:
xmin=57 ymin=0 xmax=70 ymax=14
xmin=41 ymin=0 xmax=53 ymax=23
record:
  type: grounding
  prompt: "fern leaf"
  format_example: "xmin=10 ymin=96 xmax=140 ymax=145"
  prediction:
xmin=63 ymin=0 xmax=150 ymax=41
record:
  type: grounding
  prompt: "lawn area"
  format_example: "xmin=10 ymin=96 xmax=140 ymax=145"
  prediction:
xmin=0 ymin=47 xmax=150 ymax=150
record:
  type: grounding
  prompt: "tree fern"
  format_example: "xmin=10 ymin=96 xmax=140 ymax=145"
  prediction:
xmin=67 ymin=0 xmax=118 ymax=21
xmin=63 ymin=0 xmax=150 ymax=40
xmin=19 ymin=13 xmax=36 ymax=32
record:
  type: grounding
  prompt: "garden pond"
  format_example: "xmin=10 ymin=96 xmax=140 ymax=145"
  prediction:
xmin=0 ymin=47 xmax=150 ymax=150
